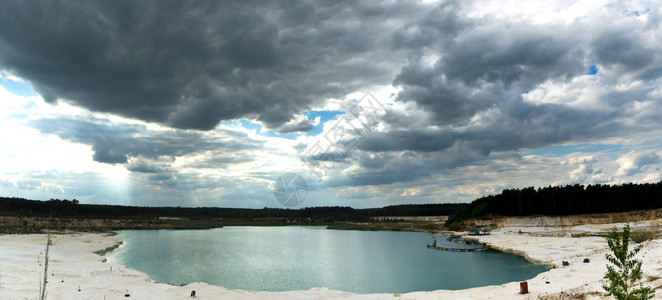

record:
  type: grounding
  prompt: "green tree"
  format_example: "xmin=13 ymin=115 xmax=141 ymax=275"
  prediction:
xmin=603 ymin=224 xmax=655 ymax=300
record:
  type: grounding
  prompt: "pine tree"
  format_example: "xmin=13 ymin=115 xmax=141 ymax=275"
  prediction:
xmin=603 ymin=224 xmax=654 ymax=300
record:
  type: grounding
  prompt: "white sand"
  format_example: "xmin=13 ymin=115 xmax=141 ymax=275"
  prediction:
xmin=2 ymin=222 xmax=662 ymax=300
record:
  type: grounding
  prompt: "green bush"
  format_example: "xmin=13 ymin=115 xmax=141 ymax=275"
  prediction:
xmin=603 ymin=224 xmax=655 ymax=300
xmin=630 ymin=230 xmax=656 ymax=243
xmin=447 ymin=221 xmax=464 ymax=232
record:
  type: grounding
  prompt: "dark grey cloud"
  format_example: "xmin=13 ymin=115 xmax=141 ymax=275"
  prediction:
xmin=358 ymin=129 xmax=456 ymax=152
xmin=322 ymin=148 xmax=524 ymax=188
xmin=390 ymin=1 xmax=467 ymax=51
xmin=633 ymin=153 xmax=661 ymax=168
xmin=353 ymin=95 xmax=624 ymax=157
xmin=30 ymin=117 xmax=262 ymax=164
xmin=0 ymin=0 xmax=418 ymax=130
xmin=314 ymin=1 xmax=662 ymax=189
xmin=180 ymin=155 xmax=252 ymax=169
xmin=372 ymin=1 xmax=662 ymax=157
xmin=126 ymin=156 xmax=171 ymax=173
xmin=392 ymin=16 xmax=586 ymax=126
xmin=4 ymin=0 xmax=662 ymax=207
xmin=322 ymin=152 xmax=437 ymax=188
xmin=591 ymin=28 xmax=654 ymax=74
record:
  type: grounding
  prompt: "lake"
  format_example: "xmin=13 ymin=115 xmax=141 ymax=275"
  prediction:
xmin=105 ymin=226 xmax=547 ymax=294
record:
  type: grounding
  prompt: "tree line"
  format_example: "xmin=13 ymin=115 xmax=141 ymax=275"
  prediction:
xmin=3 ymin=181 xmax=661 ymax=224
xmin=0 ymin=197 xmax=465 ymax=222
xmin=446 ymin=181 xmax=662 ymax=227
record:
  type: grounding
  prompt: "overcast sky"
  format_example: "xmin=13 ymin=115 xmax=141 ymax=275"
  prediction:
xmin=1 ymin=0 xmax=661 ymax=208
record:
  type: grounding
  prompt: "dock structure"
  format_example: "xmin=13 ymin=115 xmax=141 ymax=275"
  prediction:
xmin=426 ymin=244 xmax=488 ymax=252
xmin=446 ymin=235 xmax=461 ymax=241
xmin=426 ymin=233 xmax=488 ymax=252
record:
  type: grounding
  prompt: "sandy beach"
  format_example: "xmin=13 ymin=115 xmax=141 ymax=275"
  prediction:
xmin=2 ymin=220 xmax=662 ymax=300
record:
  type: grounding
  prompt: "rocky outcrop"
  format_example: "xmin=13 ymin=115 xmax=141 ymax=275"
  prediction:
xmin=464 ymin=208 xmax=662 ymax=230
xmin=0 ymin=216 xmax=166 ymax=231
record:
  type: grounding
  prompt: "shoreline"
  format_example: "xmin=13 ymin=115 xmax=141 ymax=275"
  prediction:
xmin=2 ymin=221 xmax=662 ymax=299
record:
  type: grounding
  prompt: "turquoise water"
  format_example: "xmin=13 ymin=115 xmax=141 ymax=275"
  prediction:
xmin=106 ymin=227 xmax=548 ymax=293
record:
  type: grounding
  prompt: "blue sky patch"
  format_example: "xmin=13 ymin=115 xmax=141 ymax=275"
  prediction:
xmin=0 ymin=77 xmax=38 ymax=97
xmin=222 ymin=110 xmax=344 ymax=140
xmin=587 ymin=65 xmax=598 ymax=75
xmin=624 ymin=8 xmax=650 ymax=17
xmin=303 ymin=110 xmax=344 ymax=136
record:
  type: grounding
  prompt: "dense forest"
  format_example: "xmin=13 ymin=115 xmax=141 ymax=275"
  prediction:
xmin=0 ymin=197 xmax=465 ymax=222
xmin=3 ymin=181 xmax=662 ymax=226
xmin=446 ymin=182 xmax=662 ymax=227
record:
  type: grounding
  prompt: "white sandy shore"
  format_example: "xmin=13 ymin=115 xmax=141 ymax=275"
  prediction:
xmin=2 ymin=221 xmax=662 ymax=300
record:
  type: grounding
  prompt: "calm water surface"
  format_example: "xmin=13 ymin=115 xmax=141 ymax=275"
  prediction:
xmin=106 ymin=227 xmax=547 ymax=293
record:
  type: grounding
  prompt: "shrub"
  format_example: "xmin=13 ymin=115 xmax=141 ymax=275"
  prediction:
xmin=603 ymin=224 xmax=655 ymax=300
xmin=630 ymin=230 xmax=656 ymax=243
xmin=447 ymin=221 xmax=464 ymax=232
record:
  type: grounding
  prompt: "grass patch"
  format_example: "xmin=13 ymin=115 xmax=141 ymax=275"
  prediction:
xmin=631 ymin=229 xmax=657 ymax=243
xmin=570 ymin=233 xmax=608 ymax=238
xmin=446 ymin=221 xmax=465 ymax=232
xmin=0 ymin=225 xmax=44 ymax=234
xmin=537 ymin=291 xmax=601 ymax=300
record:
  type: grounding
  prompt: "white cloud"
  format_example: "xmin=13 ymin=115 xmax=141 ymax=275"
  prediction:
xmin=616 ymin=151 xmax=661 ymax=177
xmin=1 ymin=1 xmax=661 ymax=208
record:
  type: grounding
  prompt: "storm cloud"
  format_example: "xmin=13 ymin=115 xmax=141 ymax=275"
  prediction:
xmin=381 ymin=0 xmax=662 ymax=156
xmin=30 ymin=117 xmax=262 ymax=164
xmin=1 ymin=0 xmax=662 ymax=207
xmin=0 ymin=0 xmax=415 ymax=130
